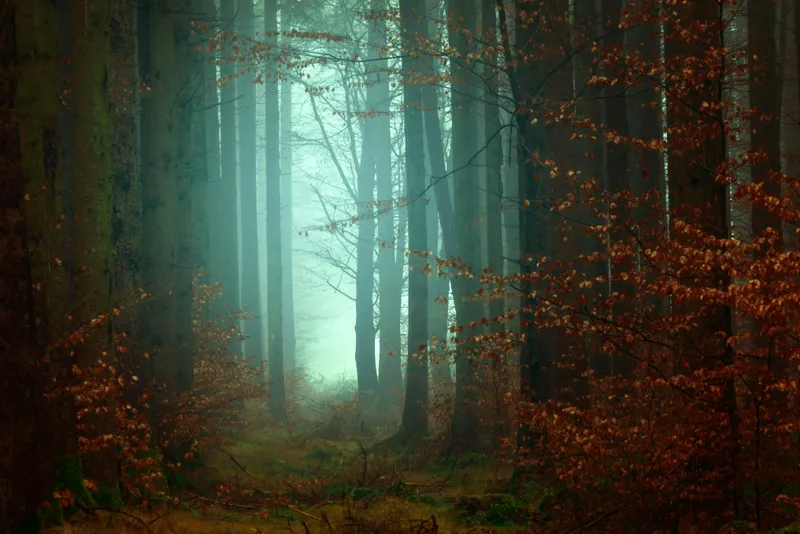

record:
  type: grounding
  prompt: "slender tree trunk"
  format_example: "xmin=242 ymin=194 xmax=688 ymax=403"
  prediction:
xmin=749 ymin=1 xmax=782 ymax=245
xmin=204 ymin=0 xmax=222 ymax=295
xmin=173 ymin=1 xmax=196 ymax=466
xmin=574 ymin=0 xmax=608 ymax=380
xmin=110 ymin=0 xmax=142 ymax=404
xmin=219 ymin=0 xmax=242 ymax=353
xmin=399 ymin=0 xmax=429 ymax=438
xmin=237 ymin=0 xmax=264 ymax=363
xmin=354 ymin=61 xmax=379 ymax=399
xmin=503 ymin=0 xmax=548 ymax=457
xmin=375 ymin=0 xmax=403 ymax=399
xmin=280 ymin=4 xmax=296 ymax=373
xmin=265 ymin=0 xmax=287 ymax=419
xmin=602 ymin=0 xmax=634 ymax=378
xmin=625 ymin=0 xmax=666 ymax=324
xmin=449 ymin=0 xmax=482 ymax=453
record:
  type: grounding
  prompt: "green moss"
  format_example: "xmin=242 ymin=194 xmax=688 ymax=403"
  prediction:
xmin=52 ymin=455 xmax=94 ymax=512
xmin=91 ymin=481 xmax=123 ymax=507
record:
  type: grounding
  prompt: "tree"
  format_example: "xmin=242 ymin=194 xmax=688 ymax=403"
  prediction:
xmin=216 ymin=0 xmax=243 ymax=352
xmin=139 ymin=0 xmax=194 ymax=468
xmin=399 ymin=0 xmax=429 ymax=439
xmin=265 ymin=0 xmax=287 ymax=419
xmin=70 ymin=0 xmax=120 ymax=497
xmin=237 ymin=0 xmax=265 ymax=363
xmin=449 ymin=0 xmax=483 ymax=452
xmin=281 ymin=1 xmax=297 ymax=373
xmin=375 ymin=0 xmax=405 ymax=400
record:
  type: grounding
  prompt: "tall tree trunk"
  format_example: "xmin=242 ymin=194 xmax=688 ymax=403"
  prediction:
xmin=602 ymin=0 xmax=634 ymax=378
xmin=666 ymin=0 xmax=739 ymax=515
xmin=399 ymin=0 xmax=429 ymax=439
xmin=483 ymin=0 xmax=504 ymax=332
xmin=280 ymin=3 xmax=296 ymax=373
xmin=140 ymin=0 xmax=192 ymax=470
xmin=237 ymin=0 xmax=264 ymax=363
xmin=354 ymin=65 xmax=379 ymax=399
xmin=449 ymin=0 xmax=482 ymax=453
xmin=204 ymin=0 xmax=222 ymax=296
xmin=1 ymin=3 xmax=61 ymax=526
xmin=173 ymin=0 xmax=197 ymax=469
xmin=110 ymin=0 xmax=142 ymax=404
xmin=625 ymin=0 xmax=666 ymax=326
xmin=749 ymin=2 xmax=782 ymax=245
xmin=376 ymin=0 xmax=403 ymax=400
xmin=503 ymin=0 xmax=549 ymax=456
xmin=265 ymin=0 xmax=287 ymax=419
xmin=71 ymin=0 xmax=120 ymax=497
xmin=187 ymin=0 xmax=210 ymax=322
xmin=574 ymin=0 xmax=608 ymax=379
xmin=218 ymin=0 xmax=242 ymax=353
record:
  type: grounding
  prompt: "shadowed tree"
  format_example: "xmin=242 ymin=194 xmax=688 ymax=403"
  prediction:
xmin=399 ymin=0 xmax=429 ymax=439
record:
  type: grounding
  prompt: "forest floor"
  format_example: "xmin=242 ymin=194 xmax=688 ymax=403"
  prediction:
xmin=50 ymin=409 xmax=536 ymax=533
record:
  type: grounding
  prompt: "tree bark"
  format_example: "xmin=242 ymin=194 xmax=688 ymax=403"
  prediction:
xmin=399 ymin=0 xmax=429 ymax=439
xmin=70 ymin=0 xmax=120 ymax=495
xmin=218 ymin=0 xmax=242 ymax=355
xmin=237 ymin=0 xmax=264 ymax=363
xmin=265 ymin=0 xmax=287 ymax=419
xmin=449 ymin=0 xmax=483 ymax=453
xmin=280 ymin=3 xmax=296 ymax=373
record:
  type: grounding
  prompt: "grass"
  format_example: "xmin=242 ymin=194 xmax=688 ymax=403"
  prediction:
xmin=48 ymin=411 xmax=528 ymax=533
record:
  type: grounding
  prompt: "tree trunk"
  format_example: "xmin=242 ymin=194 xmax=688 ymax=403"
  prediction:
xmin=749 ymin=1 xmax=782 ymax=245
xmin=237 ymin=0 xmax=264 ymax=363
xmin=0 ymin=3 xmax=61 ymax=526
xmin=602 ymin=0 xmax=634 ymax=378
xmin=483 ymin=0 xmax=504 ymax=333
xmin=265 ymin=0 xmax=287 ymax=420
xmin=280 ymin=3 xmax=296 ymax=373
xmin=140 ymin=0 xmax=192 ymax=470
xmin=399 ymin=0 xmax=429 ymax=439
xmin=217 ymin=0 xmax=242 ymax=354
xmin=666 ymin=0 xmax=739 ymax=514
xmin=376 ymin=0 xmax=403 ymax=400
xmin=71 ymin=0 xmax=120 ymax=497
xmin=449 ymin=0 xmax=482 ymax=453
xmin=354 ymin=58 xmax=379 ymax=399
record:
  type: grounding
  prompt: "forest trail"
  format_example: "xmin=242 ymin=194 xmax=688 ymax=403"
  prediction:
xmin=48 ymin=421 xmax=526 ymax=533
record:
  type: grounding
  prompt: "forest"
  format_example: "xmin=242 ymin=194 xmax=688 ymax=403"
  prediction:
xmin=3 ymin=0 xmax=800 ymax=532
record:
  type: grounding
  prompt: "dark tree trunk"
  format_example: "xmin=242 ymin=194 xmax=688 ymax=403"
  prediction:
xmin=449 ymin=0 xmax=483 ymax=453
xmin=399 ymin=0 xmax=429 ymax=439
